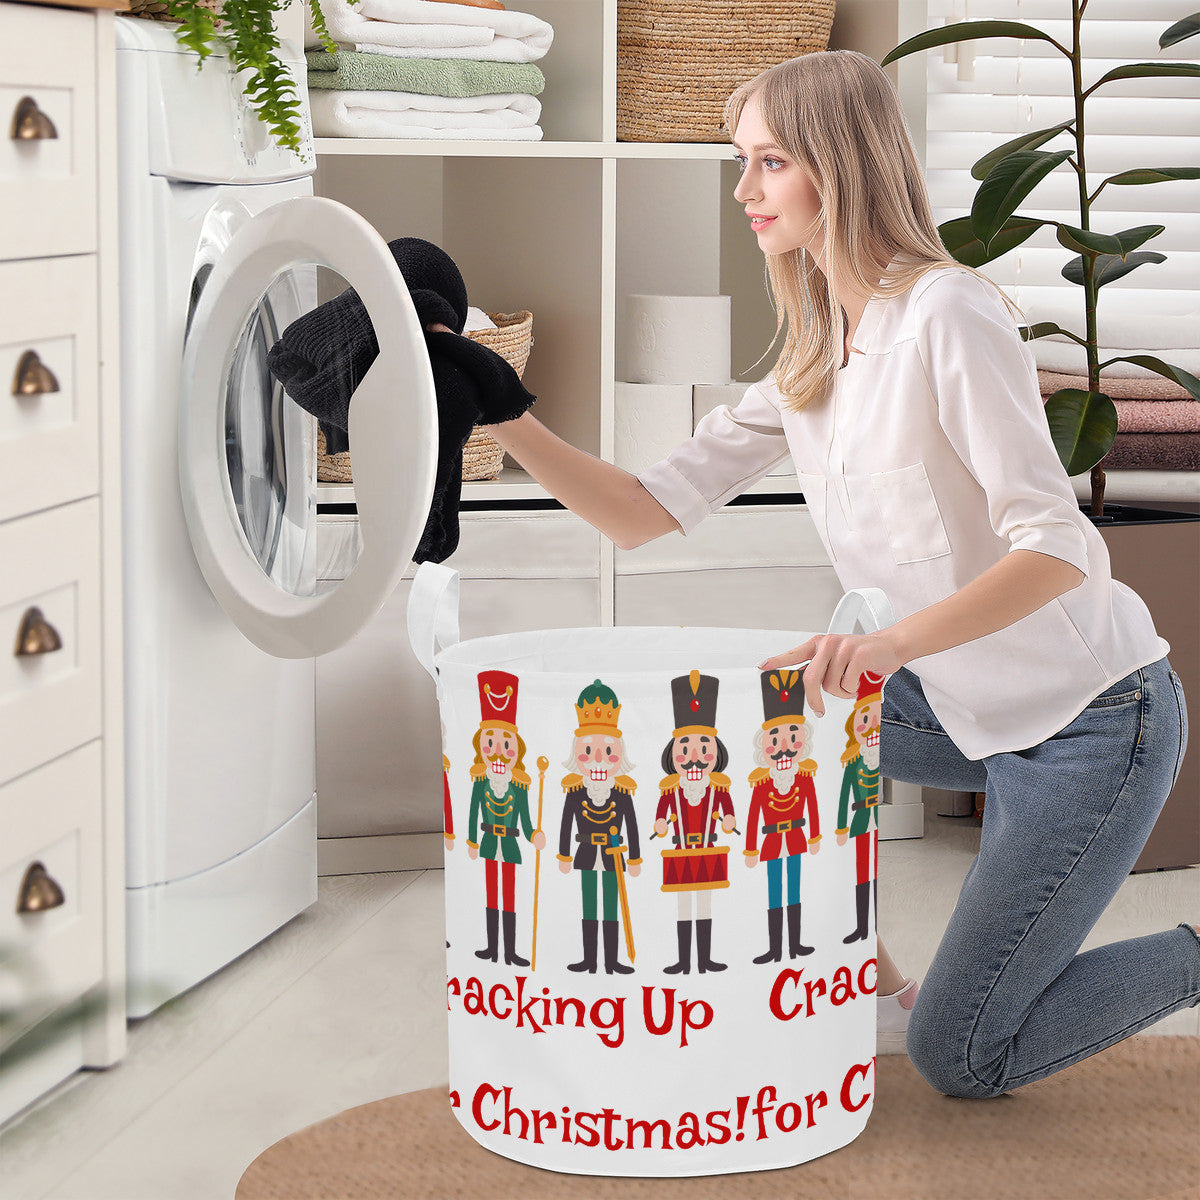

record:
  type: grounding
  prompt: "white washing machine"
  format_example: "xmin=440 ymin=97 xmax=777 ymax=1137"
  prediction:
xmin=115 ymin=21 xmax=436 ymax=1016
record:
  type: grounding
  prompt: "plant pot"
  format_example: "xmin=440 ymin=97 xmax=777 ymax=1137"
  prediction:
xmin=1085 ymin=503 xmax=1200 ymax=872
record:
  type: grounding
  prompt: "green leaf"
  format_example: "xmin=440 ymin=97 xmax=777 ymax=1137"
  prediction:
xmin=971 ymin=150 xmax=1074 ymax=248
xmin=1019 ymin=321 xmax=1076 ymax=342
xmin=939 ymin=215 xmax=1045 ymax=266
xmin=1087 ymin=62 xmax=1200 ymax=92
xmin=1055 ymin=224 xmax=1165 ymax=257
xmin=1102 ymin=167 xmax=1200 ymax=185
xmin=1160 ymin=14 xmax=1200 ymax=48
xmin=881 ymin=20 xmax=1066 ymax=67
xmin=1061 ymin=250 xmax=1166 ymax=287
xmin=1044 ymin=390 xmax=1119 ymax=477
xmin=1102 ymin=356 xmax=1200 ymax=402
xmin=972 ymin=123 xmax=1074 ymax=181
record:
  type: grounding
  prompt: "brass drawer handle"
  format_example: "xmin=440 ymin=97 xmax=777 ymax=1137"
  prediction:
xmin=15 ymin=606 xmax=62 ymax=657
xmin=10 ymin=96 xmax=58 ymax=141
xmin=12 ymin=349 xmax=60 ymax=397
xmin=17 ymin=861 xmax=65 ymax=913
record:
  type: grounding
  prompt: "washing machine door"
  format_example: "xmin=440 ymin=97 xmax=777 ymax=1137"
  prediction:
xmin=179 ymin=195 xmax=437 ymax=657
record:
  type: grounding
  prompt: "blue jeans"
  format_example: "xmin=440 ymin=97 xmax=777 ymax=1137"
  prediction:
xmin=880 ymin=656 xmax=1198 ymax=1099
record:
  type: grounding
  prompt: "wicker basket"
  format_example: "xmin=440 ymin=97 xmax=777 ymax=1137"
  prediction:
xmin=616 ymin=0 xmax=836 ymax=143
xmin=119 ymin=0 xmax=220 ymax=21
xmin=315 ymin=310 xmax=534 ymax=485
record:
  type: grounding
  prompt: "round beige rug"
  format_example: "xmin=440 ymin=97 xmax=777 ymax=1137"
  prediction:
xmin=237 ymin=1037 xmax=1199 ymax=1200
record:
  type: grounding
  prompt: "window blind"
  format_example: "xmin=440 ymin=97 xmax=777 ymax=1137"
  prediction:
xmin=923 ymin=0 xmax=1199 ymax=369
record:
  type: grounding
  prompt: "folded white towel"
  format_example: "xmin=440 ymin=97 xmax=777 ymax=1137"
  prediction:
xmin=1033 ymin=338 xmax=1200 ymax=377
xmin=306 ymin=0 xmax=554 ymax=62
xmin=310 ymin=90 xmax=544 ymax=139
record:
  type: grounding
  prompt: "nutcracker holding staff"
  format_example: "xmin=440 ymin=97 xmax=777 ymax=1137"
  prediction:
xmin=836 ymin=670 xmax=884 ymax=944
xmin=654 ymin=671 xmax=736 ymax=975
xmin=467 ymin=670 xmax=546 ymax=966
xmin=745 ymin=669 xmax=821 ymax=962
xmin=558 ymin=680 xmax=642 ymax=975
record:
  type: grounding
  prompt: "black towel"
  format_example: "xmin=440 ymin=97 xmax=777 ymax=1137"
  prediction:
xmin=266 ymin=237 xmax=536 ymax=562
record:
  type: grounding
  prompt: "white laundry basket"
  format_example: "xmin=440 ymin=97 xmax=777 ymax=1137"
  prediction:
xmin=408 ymin=562 xmax=895 ymax=1178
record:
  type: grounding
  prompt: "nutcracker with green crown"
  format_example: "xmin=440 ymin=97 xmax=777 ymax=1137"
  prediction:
xmin=557 ymin=680 xmax=642 ymax=975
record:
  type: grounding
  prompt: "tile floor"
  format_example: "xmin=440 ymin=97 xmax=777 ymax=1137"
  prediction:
xmin=1 ymin=808 xmax=1196 ymax=1200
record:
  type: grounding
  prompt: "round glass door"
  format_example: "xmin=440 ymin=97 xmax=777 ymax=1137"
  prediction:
xmin=180 ymin=196 xmax=437 ymax=658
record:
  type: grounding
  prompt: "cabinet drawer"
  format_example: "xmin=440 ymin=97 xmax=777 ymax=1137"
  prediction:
xmin=0 ymin=500 xmax=102 ymax=788
xmin=0 ymin=741 xmax=104 ymax=1053
xmin=0 ymin=256 xmax=100 ymax=523
xmin=0 ymin=4 xmax=97 ymax=262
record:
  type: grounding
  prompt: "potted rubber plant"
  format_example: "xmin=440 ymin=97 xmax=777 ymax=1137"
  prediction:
xmin=885 ymin=9 xmax=1200 ymax=871
xmin=883 ymin=8 xmax=1200 ymax=519
xmin=162 ymin=0 xmax=343 ymax=155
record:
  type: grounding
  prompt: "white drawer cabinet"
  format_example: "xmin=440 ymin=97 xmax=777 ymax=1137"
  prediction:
xmin=0 ymin=2 xmax=124 ymax=1129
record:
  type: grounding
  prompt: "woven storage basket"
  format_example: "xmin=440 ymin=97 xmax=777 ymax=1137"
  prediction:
xmin=315 ymin=310 xmax=534 ymax=484
xmin=120 ymin=0 xmax=221 ymax=21
xmin=617 ymin=0 xmax=836 ymax=142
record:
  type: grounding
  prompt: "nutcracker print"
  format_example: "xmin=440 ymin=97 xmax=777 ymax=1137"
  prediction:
xmin=443 ymin=740 xmax=453 ymax=949
xmin=745 ymin=669 xmax=821 ymax=963
xmin=654 ymin=671 xmax=737 ymax=975
xmin=466 ymin=671 xmax=546 ymax=966
xmin=836 ymin=671 xmax=884 ymax=944
xmin=557 ymin=680 xmax=642 ymax=975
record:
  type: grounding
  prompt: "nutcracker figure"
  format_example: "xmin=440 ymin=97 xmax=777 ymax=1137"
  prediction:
xmin=443 ymin=747 xmax=453 ymax=949
xmin=466 ymin=670 xmax=546 ymax=965
xmin=745 ymin=669 xmax=821 ymax=963
xmin=836 ymin=671 xmax=884 ymax=944
xmin=557 ymin=680 xmax=642 ymax=975
xmin=654 ymin=671 xmax=737 ymax=974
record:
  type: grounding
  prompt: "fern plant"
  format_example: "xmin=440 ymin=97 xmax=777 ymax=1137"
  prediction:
xmin=166 ymin=0 xmax=344 ymax=157
xmin=883 ymin=7 xmax=1200 ymax=517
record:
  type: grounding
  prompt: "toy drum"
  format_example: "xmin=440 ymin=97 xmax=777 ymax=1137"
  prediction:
xmin=409 ymin=563 xmax=896 ymax=1179
xmin=661 ymin=845 xmax=730 ymax=891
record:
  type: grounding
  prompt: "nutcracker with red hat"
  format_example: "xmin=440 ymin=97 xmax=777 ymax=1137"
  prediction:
xmin=835 ymin=671 xmax=885 ymax=944
xmin=745 ymin=668 xmax=821 ymax=963
xmin=466 ymin=670 xmax=546 ymax=966
xmin=557 ymin=680 xmax=642 ymax=975
xmin=653 ymin=670 xmax=737 ymax=975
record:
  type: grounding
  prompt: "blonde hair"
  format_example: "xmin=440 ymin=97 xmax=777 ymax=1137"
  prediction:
xmin=723 ymin=50 xmax=1023 ymax=412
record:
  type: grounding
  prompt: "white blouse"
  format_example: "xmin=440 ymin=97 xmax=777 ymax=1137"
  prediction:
xmin=638 ymin=266 xmax=1168 ymax=760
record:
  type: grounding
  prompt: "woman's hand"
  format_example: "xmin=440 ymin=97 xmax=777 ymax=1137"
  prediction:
xmin=757 ymin=630 xmax=905 ymax=717
xmin=426 ymin=322 xmax=455 ymax=335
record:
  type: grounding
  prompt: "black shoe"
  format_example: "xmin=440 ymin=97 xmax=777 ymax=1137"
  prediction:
xmin=663 ymin=920 xmax=691 ymax=974
xmin=502 ymin=909 xmax=529 ymax=967
xmin=475 ymin=907 xmax=499 ymax=961
xmin=753 ymin=907 xmax=783 ymax=964
xmin=568 ymin=919 xmax=599 ymax=973
xmin=603 ymin=920 xmax=634 ymax=975
xmin=843 ymin=882 xmax=870 ymax=944
xmin=696 ymin=918 xmax=726 ymax=973
xmin=788 ymin=902 xmax=815 ymax=957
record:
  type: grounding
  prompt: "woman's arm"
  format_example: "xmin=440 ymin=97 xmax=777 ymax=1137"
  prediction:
xmin=759 ymin=548 xmax=1086 ymax=715
xmin=482 ymin=412 xmax=681 ymax=550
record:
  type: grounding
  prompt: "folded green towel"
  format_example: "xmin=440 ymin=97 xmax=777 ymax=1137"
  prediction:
xmin=306 ymin=50 xmax=545 ymax=98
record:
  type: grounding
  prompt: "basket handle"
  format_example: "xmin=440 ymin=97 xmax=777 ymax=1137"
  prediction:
xmin=825 ymin=588 xmax=896 ymax=637
xmin=407 ymin=562 xmax=461 ymax=681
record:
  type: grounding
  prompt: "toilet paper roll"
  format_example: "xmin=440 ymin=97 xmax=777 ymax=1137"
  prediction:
xmin=614 ymin=383 xmax=693 ymax=472
xmin=625 ymin=294 xmax=731 ymax=385
xmin=693 ymin=384 xmax=794 ymax=477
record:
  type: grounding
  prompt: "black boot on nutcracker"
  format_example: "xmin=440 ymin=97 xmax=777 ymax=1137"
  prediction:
xmin=753 ymin=907 xmax=783 ymax=964
xmin=476 ymin=907 xmax=499 ymax=962
xmin=787 ymin=902 xmax=815 ymax=957
xmin=603 ymin=920 xmax=634 ymax=975
xmin=568 ymin=919 xmax=598 ymax=973
xmin=696 ymin=918 xmax=726 ymax=973
xmin=502 ymin=910 xmax=529 ymax=967
xmin=843 ymin=882 xmax=870 ymax=944
xmin=664 ymin=920 xmax=691 ymax=974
